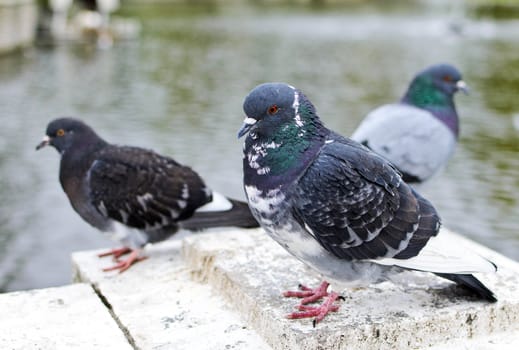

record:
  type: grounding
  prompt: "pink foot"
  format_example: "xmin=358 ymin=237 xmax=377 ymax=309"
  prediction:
xmin=102 ymin=250 xmax=147 ymax=273
xmin=97 ymin=247 xmax=132 ymax=259
xmin=287 ymin=291 xmax=342 ymax=326
xmin=283 ymin=281 xmax=330 ymax=304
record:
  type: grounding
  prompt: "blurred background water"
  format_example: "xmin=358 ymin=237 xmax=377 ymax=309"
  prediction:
xmin=0 ymin=1 xmax=518 ymax=292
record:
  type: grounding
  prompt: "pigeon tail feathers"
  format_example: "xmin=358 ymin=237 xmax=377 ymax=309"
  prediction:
xmin=435 ymin=273 xmax=498 ymax=302
xmin=180 ymin=196 xmax=259 ymax=230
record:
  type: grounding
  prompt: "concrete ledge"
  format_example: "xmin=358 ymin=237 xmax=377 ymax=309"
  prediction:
xmin=70 ymin=227 xmax=519 ymax=349
xmin=0 ymin=283 xmax=132 ymax=349
xmin=72 ymin=238 xmax=271 ymax=350
xmin=182 ymin=229 xmax=519 ymax=349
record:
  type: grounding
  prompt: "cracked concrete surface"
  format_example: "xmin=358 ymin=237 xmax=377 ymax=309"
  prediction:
xmin=1 ymin=227 xmax=518 ymax=349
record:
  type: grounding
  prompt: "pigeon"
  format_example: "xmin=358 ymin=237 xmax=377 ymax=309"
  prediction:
xmin=351 ymin=64 xmax=468 ymax=184
xmin=238 ymin=83 xmax=496 ymax=325
xmin=37 ymin=117 xmax=258 ymax=272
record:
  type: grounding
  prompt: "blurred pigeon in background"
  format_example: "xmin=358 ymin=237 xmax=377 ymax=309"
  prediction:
xmin=352 ymin=64 xmax=468 ymax=184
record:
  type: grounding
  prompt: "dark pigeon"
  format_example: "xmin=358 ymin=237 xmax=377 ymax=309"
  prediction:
xmin=238 ymin=83 xmax=496 ymax=325
xmin=352 ymin=64 xmax=468 ymax=184
xmin=37 ymin=117 xmax=258 ymax=272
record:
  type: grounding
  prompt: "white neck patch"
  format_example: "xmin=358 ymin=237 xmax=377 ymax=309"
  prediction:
xmin=292 ymin=90 xmax=304 ymax=128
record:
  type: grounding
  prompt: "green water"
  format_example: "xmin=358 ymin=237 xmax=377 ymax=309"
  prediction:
xmin=0 ymin=2 xmax=518 ymax=291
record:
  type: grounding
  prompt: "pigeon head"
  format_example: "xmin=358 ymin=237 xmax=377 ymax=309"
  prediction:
xmin=36 ymin=118 xmax=106 ymax=154
xmin=238 ymin=82 xmax=322 ymax=140
xmin=401 ymin=64 xmax=467 ymax=137
xmin=403 ymin=63 xmax=468 ymax=108
xmin=239 ymin=83 xmax=327 ymax=184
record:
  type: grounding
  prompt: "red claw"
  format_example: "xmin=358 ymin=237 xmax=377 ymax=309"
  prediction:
xmin=283 ymin=281 xmax=330 ymax=304
xmin=283 ymin=281 xmax=342 ymax=325
xmin=98 ymin=248 xmax=147 ymax=273
xmin=97 ymin=247 xmax=133 ymax=259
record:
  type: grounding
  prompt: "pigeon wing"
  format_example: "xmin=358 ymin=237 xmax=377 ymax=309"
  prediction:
xmin=87 ymin=146 xmax=211 ymax=230
xmin=293 ymin=137 xmax=440 ymax=261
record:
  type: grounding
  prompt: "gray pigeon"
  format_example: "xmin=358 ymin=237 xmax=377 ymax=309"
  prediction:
xmin=351 ymin=64 xmax=468 ymax=184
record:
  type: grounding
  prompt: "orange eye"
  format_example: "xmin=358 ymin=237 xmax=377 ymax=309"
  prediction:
xmin=267 ymin=105 xmax=279 ymax=115
xmin=443 ymin=75 xmax=453 ymax=82
xmin=56 ymin=129 xmax=65 ymax=137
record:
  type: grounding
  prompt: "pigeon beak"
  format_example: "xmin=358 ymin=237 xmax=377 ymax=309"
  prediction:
xmin=237 ymin=117 xmax=257 ymax=138
xmin=456 ymin=80 xmax=469 ymax=95
xmin=36 ymin=136 xmax=51 ymax=150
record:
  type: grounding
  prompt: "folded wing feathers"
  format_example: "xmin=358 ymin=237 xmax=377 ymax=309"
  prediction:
xmin=302 ymin=139 xmax=495 ymax=275
xmin=89 ymin=146 xmax=211 ymax=230
xmin=292 ymin=137 xmax=445 ymax=263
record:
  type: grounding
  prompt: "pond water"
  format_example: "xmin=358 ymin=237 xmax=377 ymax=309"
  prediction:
xmin=1 ymin=1 xmax=518 ymax=291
